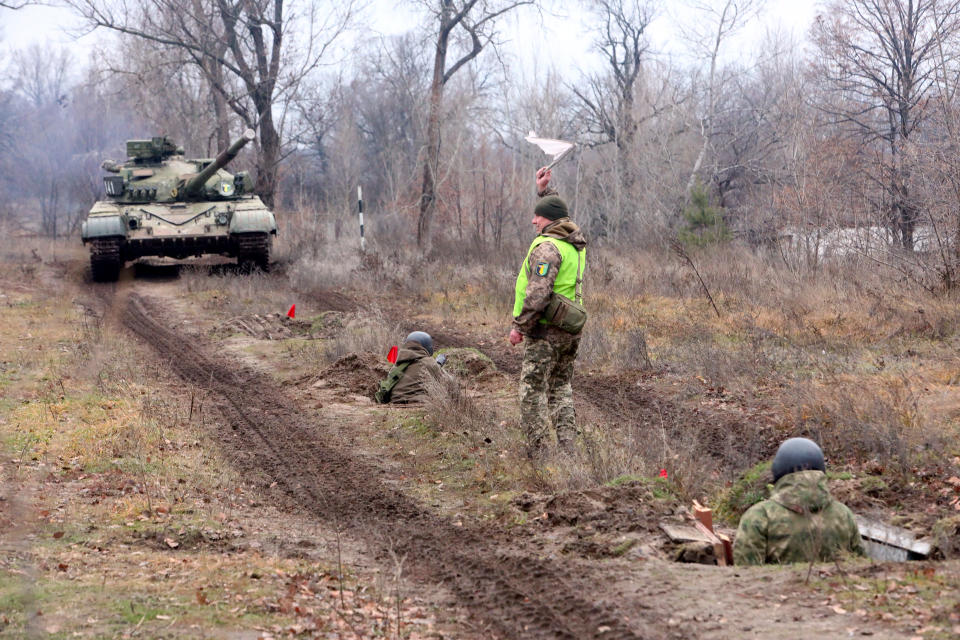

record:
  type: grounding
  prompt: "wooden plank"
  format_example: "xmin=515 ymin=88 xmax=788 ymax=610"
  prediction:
xmin=855 ymin=516 xmax=931 ymax=559
xmin=660 ymin=523 xmax=715 ymax=544
xmin=717 ymin=532 xmax=734 ymax=566
xmin=692 ymin=520 xmax=727 ymax=566
xmin=692 ymin=500 xmax=714 ymax=532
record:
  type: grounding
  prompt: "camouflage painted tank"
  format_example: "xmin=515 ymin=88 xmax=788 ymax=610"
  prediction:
xmin=81 ymin=129 xmax=276 ymax=281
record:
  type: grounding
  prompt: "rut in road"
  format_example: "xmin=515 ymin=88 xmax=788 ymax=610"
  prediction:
xmin=122 ymin=292 xmax=678 ymax=640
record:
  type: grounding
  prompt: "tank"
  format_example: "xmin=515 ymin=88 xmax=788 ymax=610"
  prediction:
xmin=81 ymin=129 xmax=277 ymax=281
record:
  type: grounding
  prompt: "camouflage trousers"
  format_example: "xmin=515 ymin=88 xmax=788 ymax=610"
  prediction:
xmin=519 ymin=336 xmax=580 ymax=456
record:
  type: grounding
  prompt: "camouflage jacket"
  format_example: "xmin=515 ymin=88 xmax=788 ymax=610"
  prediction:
xmin=733 ymin=470 xmax=865 ymax=565
xmin=512 ymin=186 xmax=588 ymax=344
xmin=388 ymin=342 xmax=446 ymax=404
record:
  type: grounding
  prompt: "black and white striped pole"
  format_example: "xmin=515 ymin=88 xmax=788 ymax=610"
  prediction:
xmin=357 ymin=185 xmax=366 ymax=251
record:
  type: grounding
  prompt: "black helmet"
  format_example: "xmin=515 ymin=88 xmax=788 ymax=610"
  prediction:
xmin=405 ymin=331 xmax=433 ymax=355
xmin=772 ymin=437 xmax=825 ymax=483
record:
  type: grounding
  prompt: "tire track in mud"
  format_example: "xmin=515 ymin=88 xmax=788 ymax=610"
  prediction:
xmin=121 ymin=292 xmax=676 ymax=640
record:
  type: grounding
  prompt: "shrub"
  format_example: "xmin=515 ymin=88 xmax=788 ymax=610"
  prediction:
xmin=678 ymin=182 xmax=731 ymax=247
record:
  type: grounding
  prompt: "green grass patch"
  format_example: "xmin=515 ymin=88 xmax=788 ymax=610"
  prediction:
xmin=606 ymin=474 xmax=645 ymax=487
xmin=399 ymin=414 xmax=432 ymax=437
xmin=610 ymin=538 xmax=638 ymax=556
xmin=5 ymin=391 xmax=161 ymax=472
xmin=826 ymin=470 xmax=853 ymax=480
xmin=715 ymin=460 xmax=772 ymax=524
xmin=605 ymin=474 xmax=677 ymax=500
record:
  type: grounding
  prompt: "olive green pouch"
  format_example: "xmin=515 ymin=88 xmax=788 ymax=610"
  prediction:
xmin=374 ymin=361 xmax=412 ymax=404
xmin=543 ymin=294 xmax=587 ymax=334
xmin=543 ymin=248 xmax=587 ymax=334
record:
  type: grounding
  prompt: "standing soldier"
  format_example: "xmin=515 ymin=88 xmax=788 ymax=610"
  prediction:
xmin=734 ymin=438 xmax=865 ymax=565
xmin=509 ymin=167 xmax=588 ymax=459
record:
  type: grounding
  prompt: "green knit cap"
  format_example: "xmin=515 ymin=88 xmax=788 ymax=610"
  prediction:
xmin=534 ymin=195 xmax=569 ymax=221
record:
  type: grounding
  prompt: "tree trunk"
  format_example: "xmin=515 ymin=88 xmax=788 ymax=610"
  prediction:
xmin=209 ymin=62 xmax=230 ymax=151
xmin=417 ymin=30 xmax=447 ymax=250
xmin=255 ymin=96 xmax=281 ymax=209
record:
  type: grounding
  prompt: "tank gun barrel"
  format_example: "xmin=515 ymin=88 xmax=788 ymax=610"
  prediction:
xmin=184 ymin=129 xmax=255 ymax=196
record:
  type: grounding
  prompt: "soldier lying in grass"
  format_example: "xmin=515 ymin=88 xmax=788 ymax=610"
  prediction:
xmin=734 ymin=437 xmax=866 ymax=565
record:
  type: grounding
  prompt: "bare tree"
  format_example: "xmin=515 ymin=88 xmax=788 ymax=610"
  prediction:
xmin=679 ymin=0 xmax=763 ymax=206
xmin=95 ymin=37 xmax=226 ymax=154
xmin=812 ymin=0 xmax=960 ymax=250
xmin=571 ymin=0 xmax=682 ymax=237
xmin=708 ymin=31 xmax=804 ymax=212
xmin=65 ymin=0 xmax=359 ymax=208
xmin=0 ymin=45 xmax=103 ymax=237
xmin=572 ymin=0 xmax=656 ymax=152
xmin=10 ymin=44 xmax=72 ymax=108
xmin=414 ymin=0 xmax=535 ymax=250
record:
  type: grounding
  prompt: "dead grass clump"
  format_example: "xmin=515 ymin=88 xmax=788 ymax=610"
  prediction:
xmin=541 ymin=397 xmax=774 ymax=503
xmin=287 ymin=242 xmax=366 ymax=292
xmin=576 ymin=326 xmax=616 ymax=368
xmin=321 ymin=310 xmax=397 ymax=364
xmin=422 ymin=372 xmax=499 ymax=439
xmin=181 ymin=267 xmax=290 ymax=316
xmin=786 ymin=376 xmax=939 ymax=475
xmin=931 ymin=516 xmax=960 ymax=559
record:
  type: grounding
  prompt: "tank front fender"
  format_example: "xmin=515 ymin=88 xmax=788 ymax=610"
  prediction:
xmin=81 ymin=216 xmax=127 ymax=243
xmin=230 ymin=209 xmax=277 ymax=235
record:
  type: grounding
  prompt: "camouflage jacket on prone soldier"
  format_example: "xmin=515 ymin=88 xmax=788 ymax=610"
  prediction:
xmin=733 ymin=470 xmax=865 ymax=566
xmin=383 ymin=341 xmax=446 ymax=404
xmin=512 ymin=188 xmax=588 ymax=344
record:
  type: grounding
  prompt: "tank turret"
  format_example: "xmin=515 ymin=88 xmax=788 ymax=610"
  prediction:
xmin=183 ymin=129 xmax=255 ymax=197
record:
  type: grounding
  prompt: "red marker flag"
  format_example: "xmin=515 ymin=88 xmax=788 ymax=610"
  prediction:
xmin=387 ymin=345 xmax=398 ymax=364
xmin=286 ymin=304 xmax=296 ymax=318
xmin=659 ymin=469 xmax=668 ymax=479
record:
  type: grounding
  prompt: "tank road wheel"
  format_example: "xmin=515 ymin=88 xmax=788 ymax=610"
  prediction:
xmin=236 ymin=233 xmax=271 ymax=273
xmin=90 ymin=238 xmax=122 ymax=282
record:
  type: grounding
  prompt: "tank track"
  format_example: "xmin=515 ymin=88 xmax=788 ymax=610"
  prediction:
xmin=236 ymin=232 xmax=271 ymax=272
xmin=90 ymin=238 xmax=122 ymax=282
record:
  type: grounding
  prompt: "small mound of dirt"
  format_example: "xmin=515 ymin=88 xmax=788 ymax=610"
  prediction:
xmin=316 ymin=352 xmax=390 ymax=394
xmin=305 ymin=288 xmax=357 ymax=313
xmin=514 ymin=481 xmax=685 ymax=559
xmin=543 ymin=489 xmax=610 ymax=526
xmin=219 ymin=313 xmax=313 ymax=340
xmin=441 ymin=347 xmax=498 ymax=380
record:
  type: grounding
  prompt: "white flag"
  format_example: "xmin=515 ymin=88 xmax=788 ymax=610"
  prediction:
xmin=525 ymin=131 xmax=575 ymax=160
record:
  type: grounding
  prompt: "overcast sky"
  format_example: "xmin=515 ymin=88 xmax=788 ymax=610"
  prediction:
xmin=0 ymin=1 xmax=820 ymax=77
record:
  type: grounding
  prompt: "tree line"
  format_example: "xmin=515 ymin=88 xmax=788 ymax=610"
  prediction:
xmin=3 ymin=0 xmax=960 ymax=287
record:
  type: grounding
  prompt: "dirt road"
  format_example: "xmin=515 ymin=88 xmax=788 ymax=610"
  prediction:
xmin=120 ymin=291 xmax=677 ymax=640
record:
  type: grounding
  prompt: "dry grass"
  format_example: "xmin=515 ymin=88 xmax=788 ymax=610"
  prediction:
xmin=180 ymin=266 xmax=292 ymax=316
xmin=373 ymin=239 xmax=960 ymax=503
xmin=0 ymin=252 xmax=439 ymax=639
xmin=320 ymin=307 xmax=399 ymax=363
xmin=123 ymin=224 xmax=960 ymax=511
